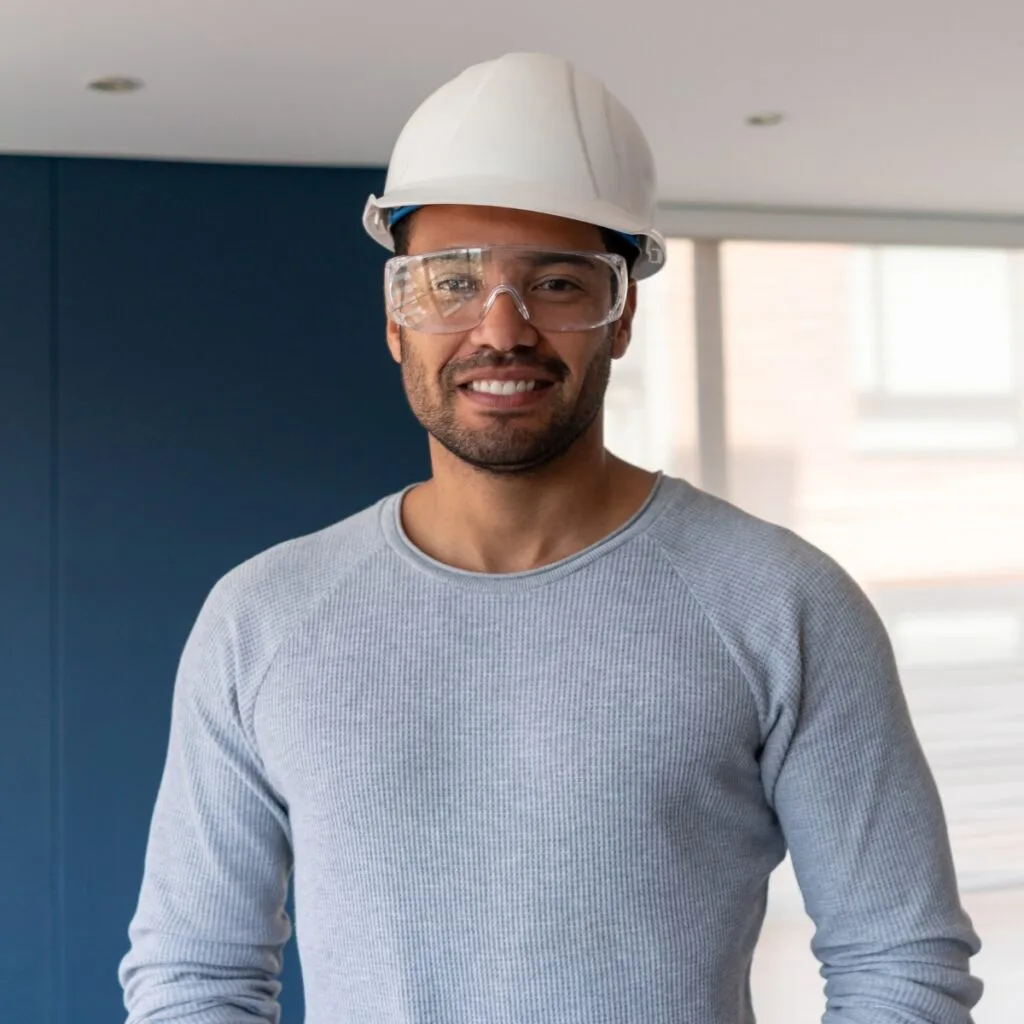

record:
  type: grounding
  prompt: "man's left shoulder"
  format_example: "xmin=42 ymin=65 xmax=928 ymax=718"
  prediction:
xmin=646 ymin=477 xmax=866 ymax=618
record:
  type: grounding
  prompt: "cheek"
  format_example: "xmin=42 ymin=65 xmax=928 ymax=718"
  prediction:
xmin=561 ymin=330 xmax=614 ymax=382
xmin=399 ymin=334 xmax=453 ymax=390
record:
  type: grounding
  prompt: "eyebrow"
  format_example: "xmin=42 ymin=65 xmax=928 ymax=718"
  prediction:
xmin=517 ymin=252 xmax=601 ymax=270
xmin=419 ymin=251 xmax=470 ymax=264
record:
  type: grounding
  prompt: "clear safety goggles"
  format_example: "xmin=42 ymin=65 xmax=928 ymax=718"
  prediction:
xmin=383 ymin=245 xmax=629 ymax=334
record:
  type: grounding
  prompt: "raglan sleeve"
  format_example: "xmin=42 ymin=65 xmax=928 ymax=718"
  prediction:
xmin=764 ymin=560 xmax=983 ymax=1023
xmin=118 ymin=577 xmax=294 ymax=1023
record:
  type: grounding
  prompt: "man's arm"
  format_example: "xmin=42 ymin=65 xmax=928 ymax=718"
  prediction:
xmin=766 ymin=563 xmax=983 ymax=1023
xmin=119 ymin=579 xmax=293 ymax=1023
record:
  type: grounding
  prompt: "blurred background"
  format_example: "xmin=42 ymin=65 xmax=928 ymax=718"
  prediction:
xmin=1 ymin=2 xmax=1020 ymax=1021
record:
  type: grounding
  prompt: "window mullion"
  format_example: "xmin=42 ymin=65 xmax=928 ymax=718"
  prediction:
xmin=693 ymin=240 xmax=729 ymax=500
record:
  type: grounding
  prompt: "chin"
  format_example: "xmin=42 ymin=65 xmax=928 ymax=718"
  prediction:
xmin=458 ymin=455 xmax=559 ymax=478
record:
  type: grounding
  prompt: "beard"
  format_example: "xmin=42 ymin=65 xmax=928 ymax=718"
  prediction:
xmin=399 ymin=329 xmax=613 ymax=476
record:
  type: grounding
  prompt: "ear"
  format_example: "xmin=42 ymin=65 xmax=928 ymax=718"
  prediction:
xmin=610 ymin=281 xmax=637 ymax=360
xmin=386 ymin=317 xmax=403 ymax=364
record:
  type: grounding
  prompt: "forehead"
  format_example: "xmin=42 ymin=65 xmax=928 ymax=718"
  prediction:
xmin=405 ymin=205 xmax=605 ymax=254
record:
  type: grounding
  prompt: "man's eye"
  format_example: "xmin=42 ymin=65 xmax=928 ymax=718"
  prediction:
xmin=434 ymin=276 xmax=478 ymax=294
xmin=535 ymin=276 xmax=582 ymax=293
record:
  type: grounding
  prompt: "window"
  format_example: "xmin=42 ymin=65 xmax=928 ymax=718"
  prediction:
xmin=851 ymin=247 xmax=1023 ymax=452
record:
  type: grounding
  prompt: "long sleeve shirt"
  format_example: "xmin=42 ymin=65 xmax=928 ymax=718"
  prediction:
xmin=120 ymin=475 xmax=983 ymax=1023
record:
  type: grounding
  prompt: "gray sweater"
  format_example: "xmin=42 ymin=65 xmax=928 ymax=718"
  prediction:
xmin=119 ymin=476 xmax=982 ymax=1023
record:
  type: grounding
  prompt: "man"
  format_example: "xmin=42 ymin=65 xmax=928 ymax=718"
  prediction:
xmin=120 ymin=52 xmax=982 ymax=1023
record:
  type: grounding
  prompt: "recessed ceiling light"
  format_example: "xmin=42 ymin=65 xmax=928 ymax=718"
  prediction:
xmin=87 ymin=76 xmax=144 ymax=94
xmin=745 ymin=112 xmax=784 ymax=128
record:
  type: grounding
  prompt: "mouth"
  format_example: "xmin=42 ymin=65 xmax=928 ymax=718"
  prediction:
xmin=462 ymin=378 xmax=553 ymax=395
xmin=457 ymin=377 xmax=556 ymax=409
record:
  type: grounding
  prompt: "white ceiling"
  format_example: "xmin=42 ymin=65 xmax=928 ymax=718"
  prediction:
xmin=4 ymin=0 xmax=1024 ymax=216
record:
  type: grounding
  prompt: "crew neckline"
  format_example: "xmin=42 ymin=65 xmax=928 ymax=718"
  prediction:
xmin=379 ymin=473 xmax=684 ymax=591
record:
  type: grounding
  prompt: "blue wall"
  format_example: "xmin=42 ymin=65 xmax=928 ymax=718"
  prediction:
xmin=0 ymin=155 xmax=427 ymax=1023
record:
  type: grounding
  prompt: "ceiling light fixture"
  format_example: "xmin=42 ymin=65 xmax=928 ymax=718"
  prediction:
xmin=87 ymin=76 xmax=144 ymax=94
xmin=746 ymin=112 xmax=785 ymax=128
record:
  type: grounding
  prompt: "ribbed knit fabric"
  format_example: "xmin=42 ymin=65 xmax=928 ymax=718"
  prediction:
xmin=119 ymin=476 xmax=982 ymax=1023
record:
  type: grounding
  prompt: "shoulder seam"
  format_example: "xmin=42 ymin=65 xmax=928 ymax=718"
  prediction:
xmin=639 ymin=530 xmax=768 ymax=740
xmin=240 ymin=536 xmax=393 ymax=764
xmin=641 ymin=520 xmax=840 ymax=804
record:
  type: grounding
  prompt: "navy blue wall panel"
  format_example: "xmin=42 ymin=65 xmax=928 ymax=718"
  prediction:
xmin=52 ymin=158 xmax=426 ymax=1022
xmin=0 ymin=158 xmax=54 ymax=1022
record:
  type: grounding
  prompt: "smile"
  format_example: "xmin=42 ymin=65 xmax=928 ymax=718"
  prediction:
xmin=463 ymin=379 xmax=551 ymax=395
xmin=457 ymin=379 xmax=555 ymax=409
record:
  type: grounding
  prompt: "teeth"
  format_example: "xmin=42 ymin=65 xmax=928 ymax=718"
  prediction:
xmin=467 ymin=380 xmax=539 ymax=395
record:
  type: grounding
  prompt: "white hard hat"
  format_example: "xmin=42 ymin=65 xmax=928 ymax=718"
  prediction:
xmin=363 ymin=52 xmax=666 ymax=279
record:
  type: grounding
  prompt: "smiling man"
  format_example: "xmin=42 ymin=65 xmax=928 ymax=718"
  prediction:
xmin=120 ymin=52 xmax=983 ymax=1024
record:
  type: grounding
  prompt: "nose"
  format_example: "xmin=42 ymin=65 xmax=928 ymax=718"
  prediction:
xmin=471 ymin=287 xmax=538 ymax=351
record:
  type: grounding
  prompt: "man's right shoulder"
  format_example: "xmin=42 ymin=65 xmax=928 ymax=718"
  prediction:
xmin=190 ymin=496 xmax=395 ymax=667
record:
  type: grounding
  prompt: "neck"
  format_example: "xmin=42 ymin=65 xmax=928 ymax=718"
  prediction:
xmin=401 ymin=424 xmax=659 ymax=574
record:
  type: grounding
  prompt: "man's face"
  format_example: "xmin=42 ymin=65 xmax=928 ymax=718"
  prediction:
xmin=386 ymin=205 xmax=636 ymax=475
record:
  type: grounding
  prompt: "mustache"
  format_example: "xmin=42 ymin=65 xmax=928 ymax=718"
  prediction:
xmin=442 ymin=351 xmax=568 ymax=388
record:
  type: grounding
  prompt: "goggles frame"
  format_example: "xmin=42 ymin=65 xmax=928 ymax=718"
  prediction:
xmin=383 ymin=245 xmax=630 ymax=335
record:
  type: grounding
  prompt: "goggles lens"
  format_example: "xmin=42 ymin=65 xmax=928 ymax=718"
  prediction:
xmin=384 ymin=246 xmax=628 ymax=334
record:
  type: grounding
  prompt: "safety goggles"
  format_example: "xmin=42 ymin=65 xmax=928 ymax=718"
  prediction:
xmin=383 ymin=245 xmax=629 ymax=334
